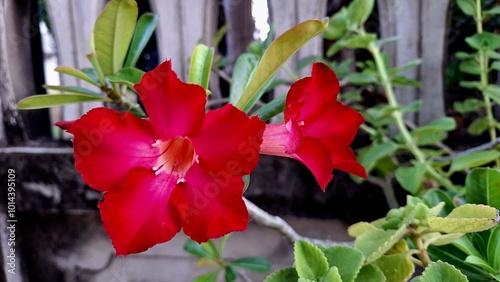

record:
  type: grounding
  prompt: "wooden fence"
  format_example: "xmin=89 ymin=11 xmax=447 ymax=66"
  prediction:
xmin=0 ymin=0 xmax=455 ymax=280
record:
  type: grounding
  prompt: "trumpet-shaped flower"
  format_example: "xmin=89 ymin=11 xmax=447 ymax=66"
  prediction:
xmin=60 ymin=60 xmax=265 ymax=255
xmin=260 ymin=62 xmax=366 ymax=190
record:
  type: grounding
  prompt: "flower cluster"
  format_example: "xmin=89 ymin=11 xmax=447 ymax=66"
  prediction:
xmin=59 ymin=60 xmax=365 ymax=255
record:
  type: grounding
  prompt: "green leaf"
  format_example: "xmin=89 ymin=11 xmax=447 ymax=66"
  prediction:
xmin=490 ymin=61 xmax=500 ymax=71
xmin=107 ymin=67 xmax=145 ymax=88
xmin=324 ymin=8 xmax=349 ymax=40
xmin=326 ymin=38 xmax=346 ymax=57
xmin=348 ymin=222 xmax=380 ymax=238
xmin=425 ymin=233 xmax=464 ymax=246
xmin=183 ymin=239 xmax=215 ymax=258
xmin=17 ymin=94 xmax=110 ymax=110
xmin=483 ymin=85 xmax=500 ymax=105
xmin=358 ymin=142 xmax=399 ymax=173
xmin=395 ymin=163 xmax=427 ymax=194
xmin=242 ymin=175 xmax=250 ymax=192
xmin=465 ymin=255 xmax=497 ymax=273
xmin=253 ymin=95 xmax=286 ymax=121
xmin=419 ymin=261 xmax=469 ymax=282
xmin=485 ymin=6 xmax=500 ymax=15
xmin=345 ymin=72 xmax=378 ymax=85
xmin=229 ymin=53 xmax=260 ymax=105
xmin=294 ymin=240 xmax=329 ymax=280
xmin=224 ymin=266 xmax=238 ymax=282
xmin=323 ymin=246 xmax=364 ymax=282
xmin=456 ymin=0 xmax=476 ymax=16
xmin=354 ymin=224 xmax=408 ymax=264
xmin=264 ymin=267 xmax=299 ymax=282
xmin=465 ymin=33 xmax=500 ymax=51
xmin=353 ymin=264 xmax=385 ymax=282
xmin=54 ymin=66 xmax=100 ymax=87
xmin=456 ymin=51 xmax=476 ymax=60
xmin=321 ymin=267 xmax=342 ymax=282
xmin=124 ymin=12 xmax=158 ymax=68
xmin=43 ymin=85 xmax=101 ymax=96
xmin=459 ymin=81 xmax=482 ymax=89
xmin=193 ymin=271 xmax=219 ymax=282
xmin=450 ymin=150 xmax=500 ymax=172
xmin=411 ymin=117 xmax=456 ymax=146
xmin=390 ymin=59 xmax=422 ymax=75
xmin=422 ymin=189 xmax=456 ymax=216
xmin=343 ymin=34 xmax=377 ymax=49
xmin=230 ymin=257 xmax=271 ymax=273
xmin=428 ymin=204 xmax=499 ymax=233
xmin=465 ymin=168 xmax=500 ymax=209
xmin=487 ymin=226 xmax=500 ymax=270
xmin=234 ymin=19 xmax=328 ymax=111
xmin=347 ymin=0 xmax=375 ymax=24
xmin=454 ymin=98 xmax=483 ymax=113
xmin=459 ymin=60 xmax=481 ymax=75
xmin=189 ymin=44 xmax=214 ymax=90
xmin=94 ymin=0 xmax=138 ymax=76
xmin=373 ymin=253 xmax=414 ymax=282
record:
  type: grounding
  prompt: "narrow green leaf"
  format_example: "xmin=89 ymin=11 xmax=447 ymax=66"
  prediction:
xmin=202 ymin=240 xmax=221 ymax=259
xmin=124 ymin=12 xmax=158 ymax=68
xmin=353 ymin=265 xmax=385 ymax=282
xmin=55 ymin=66 xmax=100 ymax=87
xmin=322 ymin=246 xmax=364 ymax=282
xmin=347 ymin=0 xmax=375 ymax=24
xmin=264 ymin=267 xmax=299 ymax=282
xmin=230 ymin=257 xmax=271 ymax=273
xmin=107 ymin=67 xmax=145 ymax=88
xmin=253 ymin=95 xmax=286 ymax=121
xmin=321 ymin=267 xmax=342 ymax=282
xmin=43 ymin=85 xmax=101 ymax=96
xmin=343 ymin=34 xmax=377 ymax=49
xmin=487 ymin=226 xmax=500 ymax=270
xmin=234 ymin=19 xmax=328 ymax=111
xmin=459 ymin=60 xmax=481 ymax=75
xmin=358 ymin=142 xmax=399 ymax=173
xmin=323 ymin=8 xmax=349 ymax=40
xmin=345 ymin=72 xmax=378 ymax=85
xmin=395 ymin=163 xmax=427 ymax=194
xmin=86 ymin=53 xmax=106 ymax=85
xmin=465 ymin=168 xmax=500 ymax=209
xmin=183 ymin=239 xmax=215 ymax=258
xmin=456 ymin=0 xmax=476 ymax=16
xmin=224 ymin=266 xmax=238 ymax=282
xmin=450 ymin=150 xmax=500 ymax=172
xmin=17 ymin=94 xmax=110 ymax=110
xmin=390 ymin=59 xmax=422 ymax=75
xmin=189 ymin=44 xmax=214 ymax=90
xmin=465 ymin=255 xmax=497 ymax=273
xmin=94 ymin=0 xmax=138 ymax=76
xmin=373 ymin=253 xmax=415 ymax=282
xmin=419 ymin=261 xmax=468 ymax=282
xmin=229 ymin=53 xmax=260 ymax=105
xmin=425 ymin=233 xmax=464 ymax=246
xmin=193 ymin=271 xmax=219 ymax=282
xmin=295 ymin=240 xmax=329 ymax=280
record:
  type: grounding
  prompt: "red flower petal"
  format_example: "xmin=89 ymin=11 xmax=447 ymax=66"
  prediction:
xmin=134 ymin=60 xmax=206 ymax=140
xmin=292 ymin=137 xmax=335 ymax=190
xmin=330 ymin=146 xmax=367 ymax=178
xmin=170 ymin=163 xmax=249 ymax=242
xmin=99 ymin=168 xmax=181 ymax=256
xmin=190 ymin=104 xmax=265 ymax=177
xmin=55 ymin=120 xmax=76 ymax=130
xmin=285 ymin=62 xmax=340 ymax=123
xmin=67 ymin=108 xmax=159 ymax=191
xmin=301 ymin=101 xmax=364 ymax=147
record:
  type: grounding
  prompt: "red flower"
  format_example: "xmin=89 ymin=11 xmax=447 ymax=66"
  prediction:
xmin=60 ymin=60 xmax=265 ymax=255
xmin=260 ymin=62 xmax=366 ymax=190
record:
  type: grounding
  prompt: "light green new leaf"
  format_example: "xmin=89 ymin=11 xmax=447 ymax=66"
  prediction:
xmin=124 ymin=12 xmax=158 ymax=68
xmin=107 ymin=67 xmax=145 ymax=88
xmin=193 ymin=271 xmax=219 ymax=282
xmin=189 ymin=44 xmax=214 ymax=90
xmin=373 ymin=253 xmax=414 ymax=282
xmin=234 ymin=19 xmax=328 ymax=111
xmin=323 ymin=8 xmax=349 ymax=40
xmin=465 ymin=168 xmax=500 ymax=209
xmin=354 ymin=225 xmax=407 ymax=264
xmin=347 ymin=0 xmax=375 ymax=24
xmin=465 ymin=255 xmax=497 ymax=273
xmin=321 ymin=267 xmax=342 ymax=282
xmin=17 ymin=94 xmax=111 ymax=110
xmin=348 ymin=222 xmax=379 ymax=238
xmin=323 ymin=246 xmax=364 ymax=282
xmin=55 ymin=66 xmax=100 ymax=87
xmin=419 ymin=261 xmax=468 ymax=282
xmin=450 ymin=150 xmax=500 ymax=172
xmin=487 ymin=226 xmax=500 ymax=271
xmin=456 ymin=0 xmax=476 ymax=16
xmin=264 ymin=267 xmax=299 ymax=282
xmin=353 ymin=265 xmax=385 ymax=282
xmin=294 ymin=240 xmax=329 ymax=280
xmin=94 ymin=0 xmax=138 ymax=76
xmin=343 ymin=34 xmax=377 ymax=49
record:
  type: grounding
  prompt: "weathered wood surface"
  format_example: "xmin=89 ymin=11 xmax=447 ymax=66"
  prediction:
xmin=45 ymin=0 xmax=106 ymax=124
xmin=377 ymin=0 xmax=451 ymax=125
xmin=268 ymin=0 xmax=327 ymax=97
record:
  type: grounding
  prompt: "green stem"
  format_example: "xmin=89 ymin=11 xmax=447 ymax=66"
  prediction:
xmin=367 ymin=41 xmax=455 ymax=190
xmin=411 ymin=234 xmax=430 ymax=268
xmin=475 ymin=0 xmax=499 ymax=166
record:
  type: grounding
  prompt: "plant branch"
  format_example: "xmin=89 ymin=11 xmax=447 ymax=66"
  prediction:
xmin=244 ymin=197 xmax=353 ymax=247
xmin=434 ymin=136 xmax=500 ymax=162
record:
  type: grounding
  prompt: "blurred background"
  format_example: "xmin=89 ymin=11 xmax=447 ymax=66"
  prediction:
xmin=1 ymin=0 xmax=499 ymax=281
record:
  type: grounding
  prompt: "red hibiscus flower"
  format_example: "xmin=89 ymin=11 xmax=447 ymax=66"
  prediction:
xmin=260 ymin=62 xmax=366 ymax=190
xmin=59 ymin=60 xmax=265 ymax=255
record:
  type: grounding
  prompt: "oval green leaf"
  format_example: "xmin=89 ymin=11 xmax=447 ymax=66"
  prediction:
xmin=264 ymin=267 xmax=299 ymax=282
xmin=322 ymin=246 xmax=364 ymax=282
xmin=294 ymin=240 xmax=329 ymax=280
xmin=189 ymin=44 xmax=214 ymax=90
xmin=465 ymin=168 xmax=500 ymax=209
xmin=234 ymin=19 xmax=328 ymax=111
xmin=94 ymin=0 xmax=138 ymax=76
xmin=487 ymin=226 xmax=500 ymax=271
xmin=17 ymin=94 xmax=111 ymax=110
xmin=419 ymin=261 xmax=468 ymax=282
xmin=124 ymin=12 xmax=158 ymax=68
xmin=55 ymin=66 xmax=100 ymax=87
xmin=230 ymin=257 xmax=270 ymax=273
xmin=450 ymin=150 xmax=500 ymax=172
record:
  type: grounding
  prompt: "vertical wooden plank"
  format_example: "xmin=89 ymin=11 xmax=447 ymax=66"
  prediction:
xmin=150 ymin=0 xmax=218 ymax=81
xmin=45 ymin=0 xmax=105 ymax=124
xmin=268 ymin=0 xmax=326 ymax=97
xmin=419 ymin=0 xmax=450 ymax=125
